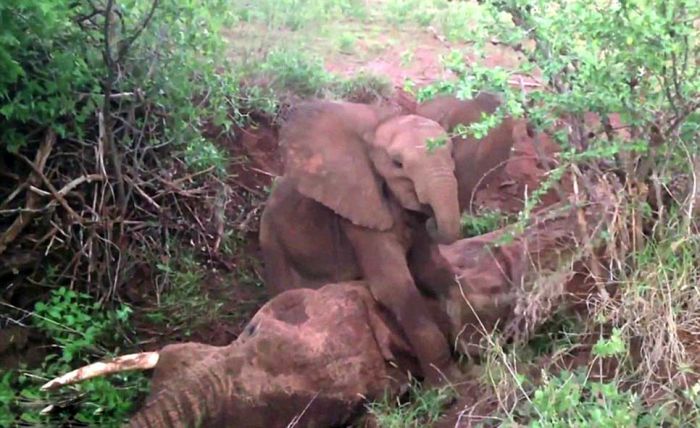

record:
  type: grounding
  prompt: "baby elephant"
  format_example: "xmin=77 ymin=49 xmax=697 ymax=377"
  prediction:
xmin=260 ymin=100 xmax=462 ymax=385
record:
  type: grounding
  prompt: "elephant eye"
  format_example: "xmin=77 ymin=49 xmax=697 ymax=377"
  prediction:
xmin=392 ymin=158 xmax=403 ymax=168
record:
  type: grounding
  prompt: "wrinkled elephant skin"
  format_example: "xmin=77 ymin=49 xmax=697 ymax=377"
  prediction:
xmin=128 ymin=208 xmax=601 ymax=426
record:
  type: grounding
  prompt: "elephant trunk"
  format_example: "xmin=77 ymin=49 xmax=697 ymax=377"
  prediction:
xmin=424 ymin=174 xmax=461 ymax=244
xmin=128 ymin=365 xmax=231 ymax=428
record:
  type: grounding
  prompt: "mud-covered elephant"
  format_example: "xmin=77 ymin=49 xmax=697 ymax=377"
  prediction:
xmin=42 ymin=282 xmax=423 ymax=428
xmin=416 ymin=92 xmax=521 ymax=213
xmin=259 ymin=100 xmax=461 ymax=385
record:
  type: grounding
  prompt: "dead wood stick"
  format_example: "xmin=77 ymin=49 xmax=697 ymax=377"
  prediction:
xmin=686 ymin=155 xmax=700 ymax=232
xmin=0 ymin=130 xmax=55 ymax=256
xmin=18 ymin=153 xmax=83 ymax=224
xmin=57 ymin=174 xmax=104 ymax=196
xmin=170 ymin=165 xmax=216 ymax=186
xmin=124 ymin=175 xmax=161 ymax=210
xmin=248 ymin=166 xmax=278 ymax=177
xmin=507 ymin=79 xmax=543 ymax=88
xmin=27 ymin=186 xmax=51 ymax=197
xmin=571 ymin=167 xmax=609 ymax=299
xmin=0 ymin=182 xmax=29 ymax=211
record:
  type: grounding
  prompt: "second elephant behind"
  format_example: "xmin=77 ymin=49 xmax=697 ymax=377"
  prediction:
xmin=416 ymin=91 xmax=523 ymax=213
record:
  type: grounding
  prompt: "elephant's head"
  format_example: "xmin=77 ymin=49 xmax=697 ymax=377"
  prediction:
xmin=281 ymin=101 xmax=461 ymax=244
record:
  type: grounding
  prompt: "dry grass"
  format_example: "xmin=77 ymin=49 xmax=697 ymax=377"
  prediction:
xmin=448 ymin=164 xmax=700 ymax=426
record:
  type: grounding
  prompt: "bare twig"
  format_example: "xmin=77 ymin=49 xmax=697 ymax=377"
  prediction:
xmin=684 ymin=154 xmax=700 ymax=233
xmin=124 ymin=175 xmax=161 ymax=210
xmin=102 ymin=0 xmax=127 ymax=218
xmin=0 ymin=130 xmax=55 ymax=256
xmin=57 ymin=174 xmax=104 ymax=196
xmin=18 ymin=153 xmax=83 ymax=223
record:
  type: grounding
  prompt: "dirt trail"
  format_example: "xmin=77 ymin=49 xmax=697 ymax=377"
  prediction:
xmin=324 ymin=29 xmax=527 ymax=89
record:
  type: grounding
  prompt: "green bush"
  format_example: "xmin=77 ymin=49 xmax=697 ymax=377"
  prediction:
xmin=1 ymin=1 xmax=241 ymax=425
xmin=233 ymin=0 xmax=369 ymax=30
xmin=0 ymin=2 xmax=100 ymax=152
xmin=1 ymin=288 xmax=148 ymax=426
xmin=258 ymin=49 xmax=333 ymax=97
xmin=429 ymin=1 xmax=700 ymax=425
xmin=0 ymin=0 xmax=239 ymax=156
xmin=511 ymin=369 xmax=646 ymax=427
xmin=461 ymin=209 xmax=512 ymax=237
xmin=33 ymin=287 xmax=132 ymax=362
xmin=367 ymin=380 xmax=455 ymax=427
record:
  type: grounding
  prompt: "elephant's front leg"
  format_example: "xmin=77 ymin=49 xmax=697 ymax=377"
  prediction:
xmin=407 ymin=223 xmax=459 ymax=300
xmin=342 ymin=222 xmax=460 ymax=386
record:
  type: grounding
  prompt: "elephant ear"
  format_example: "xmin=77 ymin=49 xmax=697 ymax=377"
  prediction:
xmin=280 ymin=101 xmax=394 ymax=230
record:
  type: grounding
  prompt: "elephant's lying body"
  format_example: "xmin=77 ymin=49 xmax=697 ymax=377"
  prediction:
xmin=50 ymin=196 xmax=612 ymax=428
xmin=129 ymin=282 xmax=419 ymax=428
xmin=128 ymin=203 xmax=601 ymax=427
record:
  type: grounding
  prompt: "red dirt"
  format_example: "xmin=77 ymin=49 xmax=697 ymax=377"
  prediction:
xmin=325 ymin=33 xmax=530 ymax=89
xmin=175 ymin=119 xmax=281 ymax=346
xmin=325 ymin=36 xmax=456 ymax=87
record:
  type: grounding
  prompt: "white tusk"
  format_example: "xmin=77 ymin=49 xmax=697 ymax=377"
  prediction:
xmin=41 ymin=352 xmax=160 ymax=391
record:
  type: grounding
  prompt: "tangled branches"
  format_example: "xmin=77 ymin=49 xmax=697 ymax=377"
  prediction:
xmin=0 ymin=0 xmax=250 ymax=317
xmin=0 ymin=108 xmax=234 ymax=305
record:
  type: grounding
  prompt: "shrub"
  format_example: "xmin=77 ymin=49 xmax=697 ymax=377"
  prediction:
xmin=367 ymin=380 xmax=455 ymax=427
xmin=2 ymin=288 xmax=148 ymax=426
xmin=0 ymin=1 xmax=242 ymax=425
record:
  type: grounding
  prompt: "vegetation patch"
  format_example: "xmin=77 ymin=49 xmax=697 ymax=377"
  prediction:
xmin=368 ymin=380 xmax=456 ymax=427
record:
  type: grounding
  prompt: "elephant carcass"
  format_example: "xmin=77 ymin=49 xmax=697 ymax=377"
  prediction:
xmin=43 ymin=282 xmax=421 ymax=428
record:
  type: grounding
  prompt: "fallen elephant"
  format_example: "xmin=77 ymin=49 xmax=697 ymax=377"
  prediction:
xmin=43 ymin=282 xmax=423 ymax=428
xmin=439 ymin=198 xmax=614 ymax=358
